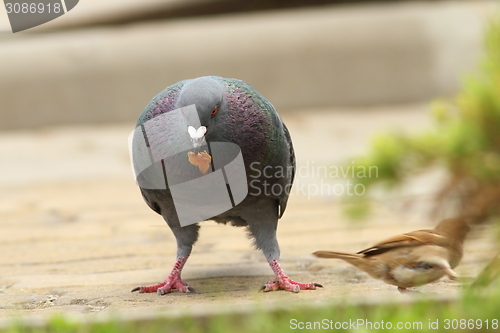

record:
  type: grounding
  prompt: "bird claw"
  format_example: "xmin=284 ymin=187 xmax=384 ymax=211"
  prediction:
xmin=260 ymin=280 xmax=285 ymax=292
xmin=264 ymin=259 xmax=322 ymax=293
xmin=132 ymin=278 xmax=194 ymax=295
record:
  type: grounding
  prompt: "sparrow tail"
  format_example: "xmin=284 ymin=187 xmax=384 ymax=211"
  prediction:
xmin=313 ymin=251 xmax=363 ymax=260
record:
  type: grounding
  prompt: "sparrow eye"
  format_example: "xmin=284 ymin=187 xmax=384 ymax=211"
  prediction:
xmin=211 ymin=106 xmax=219 ymax=116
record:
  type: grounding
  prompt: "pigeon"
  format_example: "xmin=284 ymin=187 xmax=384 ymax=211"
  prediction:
xmin=313 ymin=218 xmax=470 ymax=292
xmin=130 ymin=76 xmax=321 ymax=294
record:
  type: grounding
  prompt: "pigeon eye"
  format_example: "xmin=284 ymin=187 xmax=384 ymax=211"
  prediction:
xmin=211 ymin=106 xmax=219 ymax=116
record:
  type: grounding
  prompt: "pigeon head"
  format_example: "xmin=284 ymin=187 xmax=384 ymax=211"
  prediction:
xmin=175 ymin=77 xmax=225 ymax=148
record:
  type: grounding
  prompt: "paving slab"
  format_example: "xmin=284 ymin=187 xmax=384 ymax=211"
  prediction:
xmin=0 ymin=105 xmax=496 ymax=324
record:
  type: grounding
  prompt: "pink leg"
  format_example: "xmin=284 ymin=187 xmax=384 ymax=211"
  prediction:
xmin=131 ymin=257 xmax=195 ymax=295
xmin=261 ymin=259 xmax=322 ymax=293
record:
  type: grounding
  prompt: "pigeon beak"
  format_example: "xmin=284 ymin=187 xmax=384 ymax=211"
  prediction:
xmin=187 ymin=125 xmax=207 ymax=148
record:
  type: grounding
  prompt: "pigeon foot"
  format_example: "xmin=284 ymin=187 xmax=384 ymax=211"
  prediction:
xmin=261 ymin=259 xmax=322 ymax=293
xmin=132 ymin=278 xmax=195 ymax=294
xmin=131 ymin=257 xmax=194 ymax=295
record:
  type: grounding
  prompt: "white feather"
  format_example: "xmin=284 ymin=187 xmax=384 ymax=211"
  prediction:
xmin=188 ymin=126 xmax=196 ymax=138
xmin=188 ymin=126 xmax=206 ymax=139
xmin=196 ymin=126 xmax=207 ymax=138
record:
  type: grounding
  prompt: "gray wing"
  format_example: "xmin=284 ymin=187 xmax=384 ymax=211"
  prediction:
xmin=216 ymin=77 xmax=296 ymax=219
xmin=135 ymin=79 xmax=190 ymax=216
xmin=136 ymin=79 xmax=190 ymax=126
xmin=278 ymin=122 xmax=295 ymax=218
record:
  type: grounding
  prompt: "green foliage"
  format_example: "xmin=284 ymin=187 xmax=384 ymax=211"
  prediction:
xmin=344 ymin=16 xmax=500 ymax=222
xmin=3 ymin=287 xmax=500 ymax=333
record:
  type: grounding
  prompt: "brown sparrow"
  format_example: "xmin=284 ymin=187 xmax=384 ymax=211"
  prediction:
xmin=313 ymin=218 xmax=471 ymax=292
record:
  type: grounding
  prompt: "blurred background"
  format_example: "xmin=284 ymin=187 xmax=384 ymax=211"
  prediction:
xmin=0 ymin=0 xmax=494 ymax=129
xmin=1 ymin=0 xmax=499 ymax=320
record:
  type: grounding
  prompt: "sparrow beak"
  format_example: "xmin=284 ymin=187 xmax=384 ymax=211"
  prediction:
xmin=188 ymin=125 xmax=207 ymax=149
